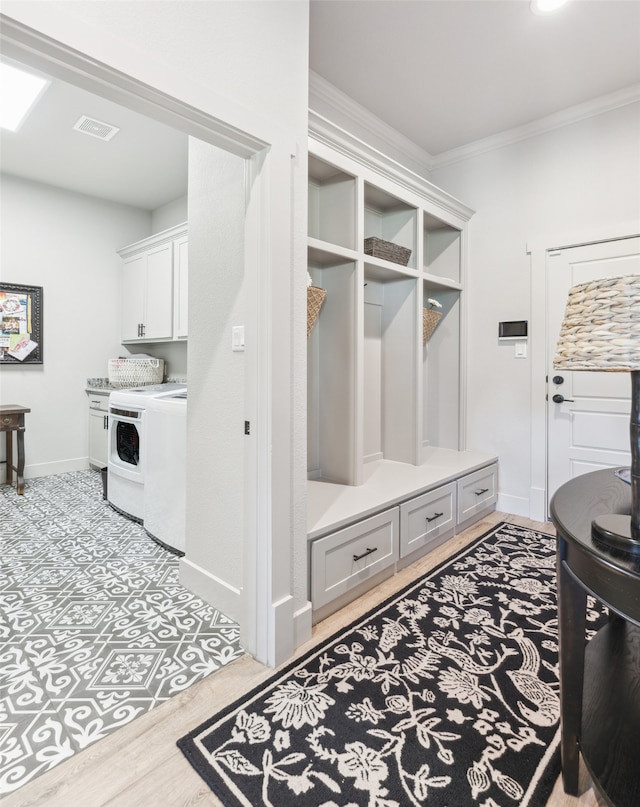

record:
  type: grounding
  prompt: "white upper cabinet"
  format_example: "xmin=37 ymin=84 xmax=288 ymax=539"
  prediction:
xmin=118 ymin=223 xmax=187 ymax=343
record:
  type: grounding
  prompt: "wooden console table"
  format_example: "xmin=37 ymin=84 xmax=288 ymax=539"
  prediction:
xmin=1 ymin=404 xmax=31 ymax=494
xmin=550 ymin=468 xmax=640 ymax=807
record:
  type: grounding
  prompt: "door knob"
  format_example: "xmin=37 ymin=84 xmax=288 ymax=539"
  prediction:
xmin=553 ymin=394 xmax=574 ymax=403
xmin=552 ymin=375 xmax=564 ymax=385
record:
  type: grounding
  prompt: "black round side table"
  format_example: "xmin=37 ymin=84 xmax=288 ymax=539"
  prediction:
xmin=551 ymin=468 xmax=640 ymax=807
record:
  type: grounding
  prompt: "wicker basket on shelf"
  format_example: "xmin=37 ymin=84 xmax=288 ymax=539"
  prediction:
xmin=307 ymin=286 xmax=327 ymax=336
xmin=364 ymin=237 xmax=412 ymax=267
xmin=423 ymin=308 xmax=442 ymax=345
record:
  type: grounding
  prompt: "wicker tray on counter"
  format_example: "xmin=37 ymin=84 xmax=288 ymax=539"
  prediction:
xmin=108 ymin=357 xmax=164 ymax=388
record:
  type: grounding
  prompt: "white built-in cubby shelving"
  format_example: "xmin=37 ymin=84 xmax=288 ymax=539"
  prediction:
xmin=306 ymin=133 xmax=497 ymax=621
xmin=307 ymin=139 xmax=474 ymax=485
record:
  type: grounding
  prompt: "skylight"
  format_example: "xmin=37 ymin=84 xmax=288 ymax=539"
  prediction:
xmin=0 ymin=62 xmax=49 ymax=132
xmin=530 ymin=0 xmax=569 ymax=14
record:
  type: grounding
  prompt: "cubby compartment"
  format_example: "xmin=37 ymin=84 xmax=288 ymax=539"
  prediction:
xmin=308 ymin=155 xmax=356 ymax=251
xmin=423 ymin=212 xmax=462 ymax=284
xmin=363 ymin=269 xmax=419 ymax=467
xmin=307 ymin=251 xmax=357 ymax=485
xmin=364 ymin=183 xmax=417 ymax=269
xmin=423 ymin=283 xmax=461 ymax=452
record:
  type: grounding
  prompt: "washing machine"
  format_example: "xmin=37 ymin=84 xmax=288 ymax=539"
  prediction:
xmin=143 ymin=390 xmax=187 ymax=554
xmin=107 ymin=383 xmax=186 ymax=522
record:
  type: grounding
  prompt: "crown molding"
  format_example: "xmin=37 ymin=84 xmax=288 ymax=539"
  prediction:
xmin=432 ymin=84 xmax=640 ymax=170
xmin=310 ymin=71 xmax=640 ymax=176
xmin=309 ymin=71 xmax=435 ymax=174
xmin=308 ymin=109 xmax=474 ymax=224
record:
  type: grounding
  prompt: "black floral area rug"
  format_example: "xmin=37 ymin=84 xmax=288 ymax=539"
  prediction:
xmin=178 ymin=522 xmax=607 ymax=806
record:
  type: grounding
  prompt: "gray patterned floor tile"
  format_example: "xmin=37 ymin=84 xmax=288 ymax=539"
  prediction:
xmin=0 ymin=470 xmax=243 ymax=795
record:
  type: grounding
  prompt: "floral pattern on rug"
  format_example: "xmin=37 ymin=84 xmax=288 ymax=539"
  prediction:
xmin=179 ymin=522 xmax=607 ymax=807
xmin=0 ymin=470 xmax=243 ymax=795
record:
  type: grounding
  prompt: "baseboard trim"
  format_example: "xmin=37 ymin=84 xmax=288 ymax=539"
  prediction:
xmin=0 ymin=458 xmax=91 ymax=484
xmin=497 ymin=492 xmax=530 ymax=519
xmin=179 ymin=557 xmax=242 ymax=625
xmin=529 ymin=486 xmax=548 ymax=522
xmin=293 ymin=600 xmax=313 ymax=649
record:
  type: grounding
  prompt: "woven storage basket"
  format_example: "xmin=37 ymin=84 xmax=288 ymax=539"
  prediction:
xmin=364 ymin=237 xmax=412 ymax=267
xmin=423 ymin=308 xmax=442 ymax=345
xmin=108 ymin=357 xmax=164 ymax=388
xmin=307 ymin=286 xmax=327 ymax=337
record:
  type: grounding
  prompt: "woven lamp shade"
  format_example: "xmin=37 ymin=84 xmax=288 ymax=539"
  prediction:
xmin=553 ymin=274 xmax=640 ymax=371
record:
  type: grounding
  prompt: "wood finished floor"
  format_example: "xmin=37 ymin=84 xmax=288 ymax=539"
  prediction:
xmin=5 ymin=512 xmax=605 ymax=807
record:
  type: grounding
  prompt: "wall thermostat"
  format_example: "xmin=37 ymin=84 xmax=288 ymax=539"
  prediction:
xmin=498 ymin=320 xmax=528 ymax=340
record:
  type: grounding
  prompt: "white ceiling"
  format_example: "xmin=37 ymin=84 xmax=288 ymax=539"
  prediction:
xmin=0 ymin=64 xmax=189 ymax=210
xmin=1 ymin=0 xmax=639 ymax=208
xmin=309 ymin=0 xmax=640 ymax=156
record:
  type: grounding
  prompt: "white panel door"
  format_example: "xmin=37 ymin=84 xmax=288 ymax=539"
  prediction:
xmin=547 ymin=237 xmax=640 ymax=505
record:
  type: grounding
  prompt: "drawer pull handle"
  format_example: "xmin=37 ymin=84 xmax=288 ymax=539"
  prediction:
xmin=353 ymin=547 xmax=378 ymax=562
xmin=475 ymin=488 xmax=489 ymax=496
xmin=2 ymin=417 xmax=11 ymax=425
xmin=426 ymin=512 xmax=443 ymax=523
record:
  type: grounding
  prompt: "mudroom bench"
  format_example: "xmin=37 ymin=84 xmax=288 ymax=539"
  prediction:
xmin=308 ymin=449 xmax=498 ymax=623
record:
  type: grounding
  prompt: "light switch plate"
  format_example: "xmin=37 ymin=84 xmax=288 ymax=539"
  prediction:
xmin=232 ymin=325 xmax=245 ymax=351
xmin=515 ymin=341 xmax=527 ymax=358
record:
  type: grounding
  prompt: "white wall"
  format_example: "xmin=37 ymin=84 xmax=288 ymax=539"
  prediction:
xmin=431 ymin=102 xmax=640 ymax=517
xmin=0 ymin=174 xmax=150 ymax=478
xmin=180 ymin=140 xmax=246 ymax=620
xmin=152 ymin=195 xmax=187 ymax=234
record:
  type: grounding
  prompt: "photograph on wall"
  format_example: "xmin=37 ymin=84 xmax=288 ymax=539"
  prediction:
xmin=0 ymin=283 xmax=43 ymax=364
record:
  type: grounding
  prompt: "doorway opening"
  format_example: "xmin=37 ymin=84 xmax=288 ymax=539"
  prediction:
xmin=0 ymin=15 xmax=279 ymax=794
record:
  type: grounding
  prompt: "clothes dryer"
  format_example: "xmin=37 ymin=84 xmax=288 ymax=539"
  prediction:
xmin=143 ymin=390 xmax=187 ymax=553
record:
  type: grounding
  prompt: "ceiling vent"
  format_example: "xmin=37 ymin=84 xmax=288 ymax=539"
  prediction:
xmin=73 ymin=115 xmax=120 ymax=141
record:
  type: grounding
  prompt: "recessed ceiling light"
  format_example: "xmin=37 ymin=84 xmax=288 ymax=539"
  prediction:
xmin=0 ymin=62 xmax=49 ymax=131
xmin=530 ymin=0 xmax=569 ymax=14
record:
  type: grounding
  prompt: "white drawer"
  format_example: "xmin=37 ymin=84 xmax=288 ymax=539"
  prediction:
xmin=399 ymin=482 xmax=456 ymax=558
xmin=311 ymin=508 xmax=399 ymax=610
xmin=88 ymin=394 xmax=110 ymax=412
xmin=457 ymin=464 xmax=498 ymax=524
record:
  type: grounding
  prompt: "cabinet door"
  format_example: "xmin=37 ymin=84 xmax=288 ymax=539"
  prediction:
xmin=144 ymin=243 xmax=173 ymax=340
xmin=174 ymin=235 xmax=188 ymax=339
xmin=121 ymin=254 xmax=146 ymax=341
xmin=89 ymin=408 xmax=109 ymax=469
